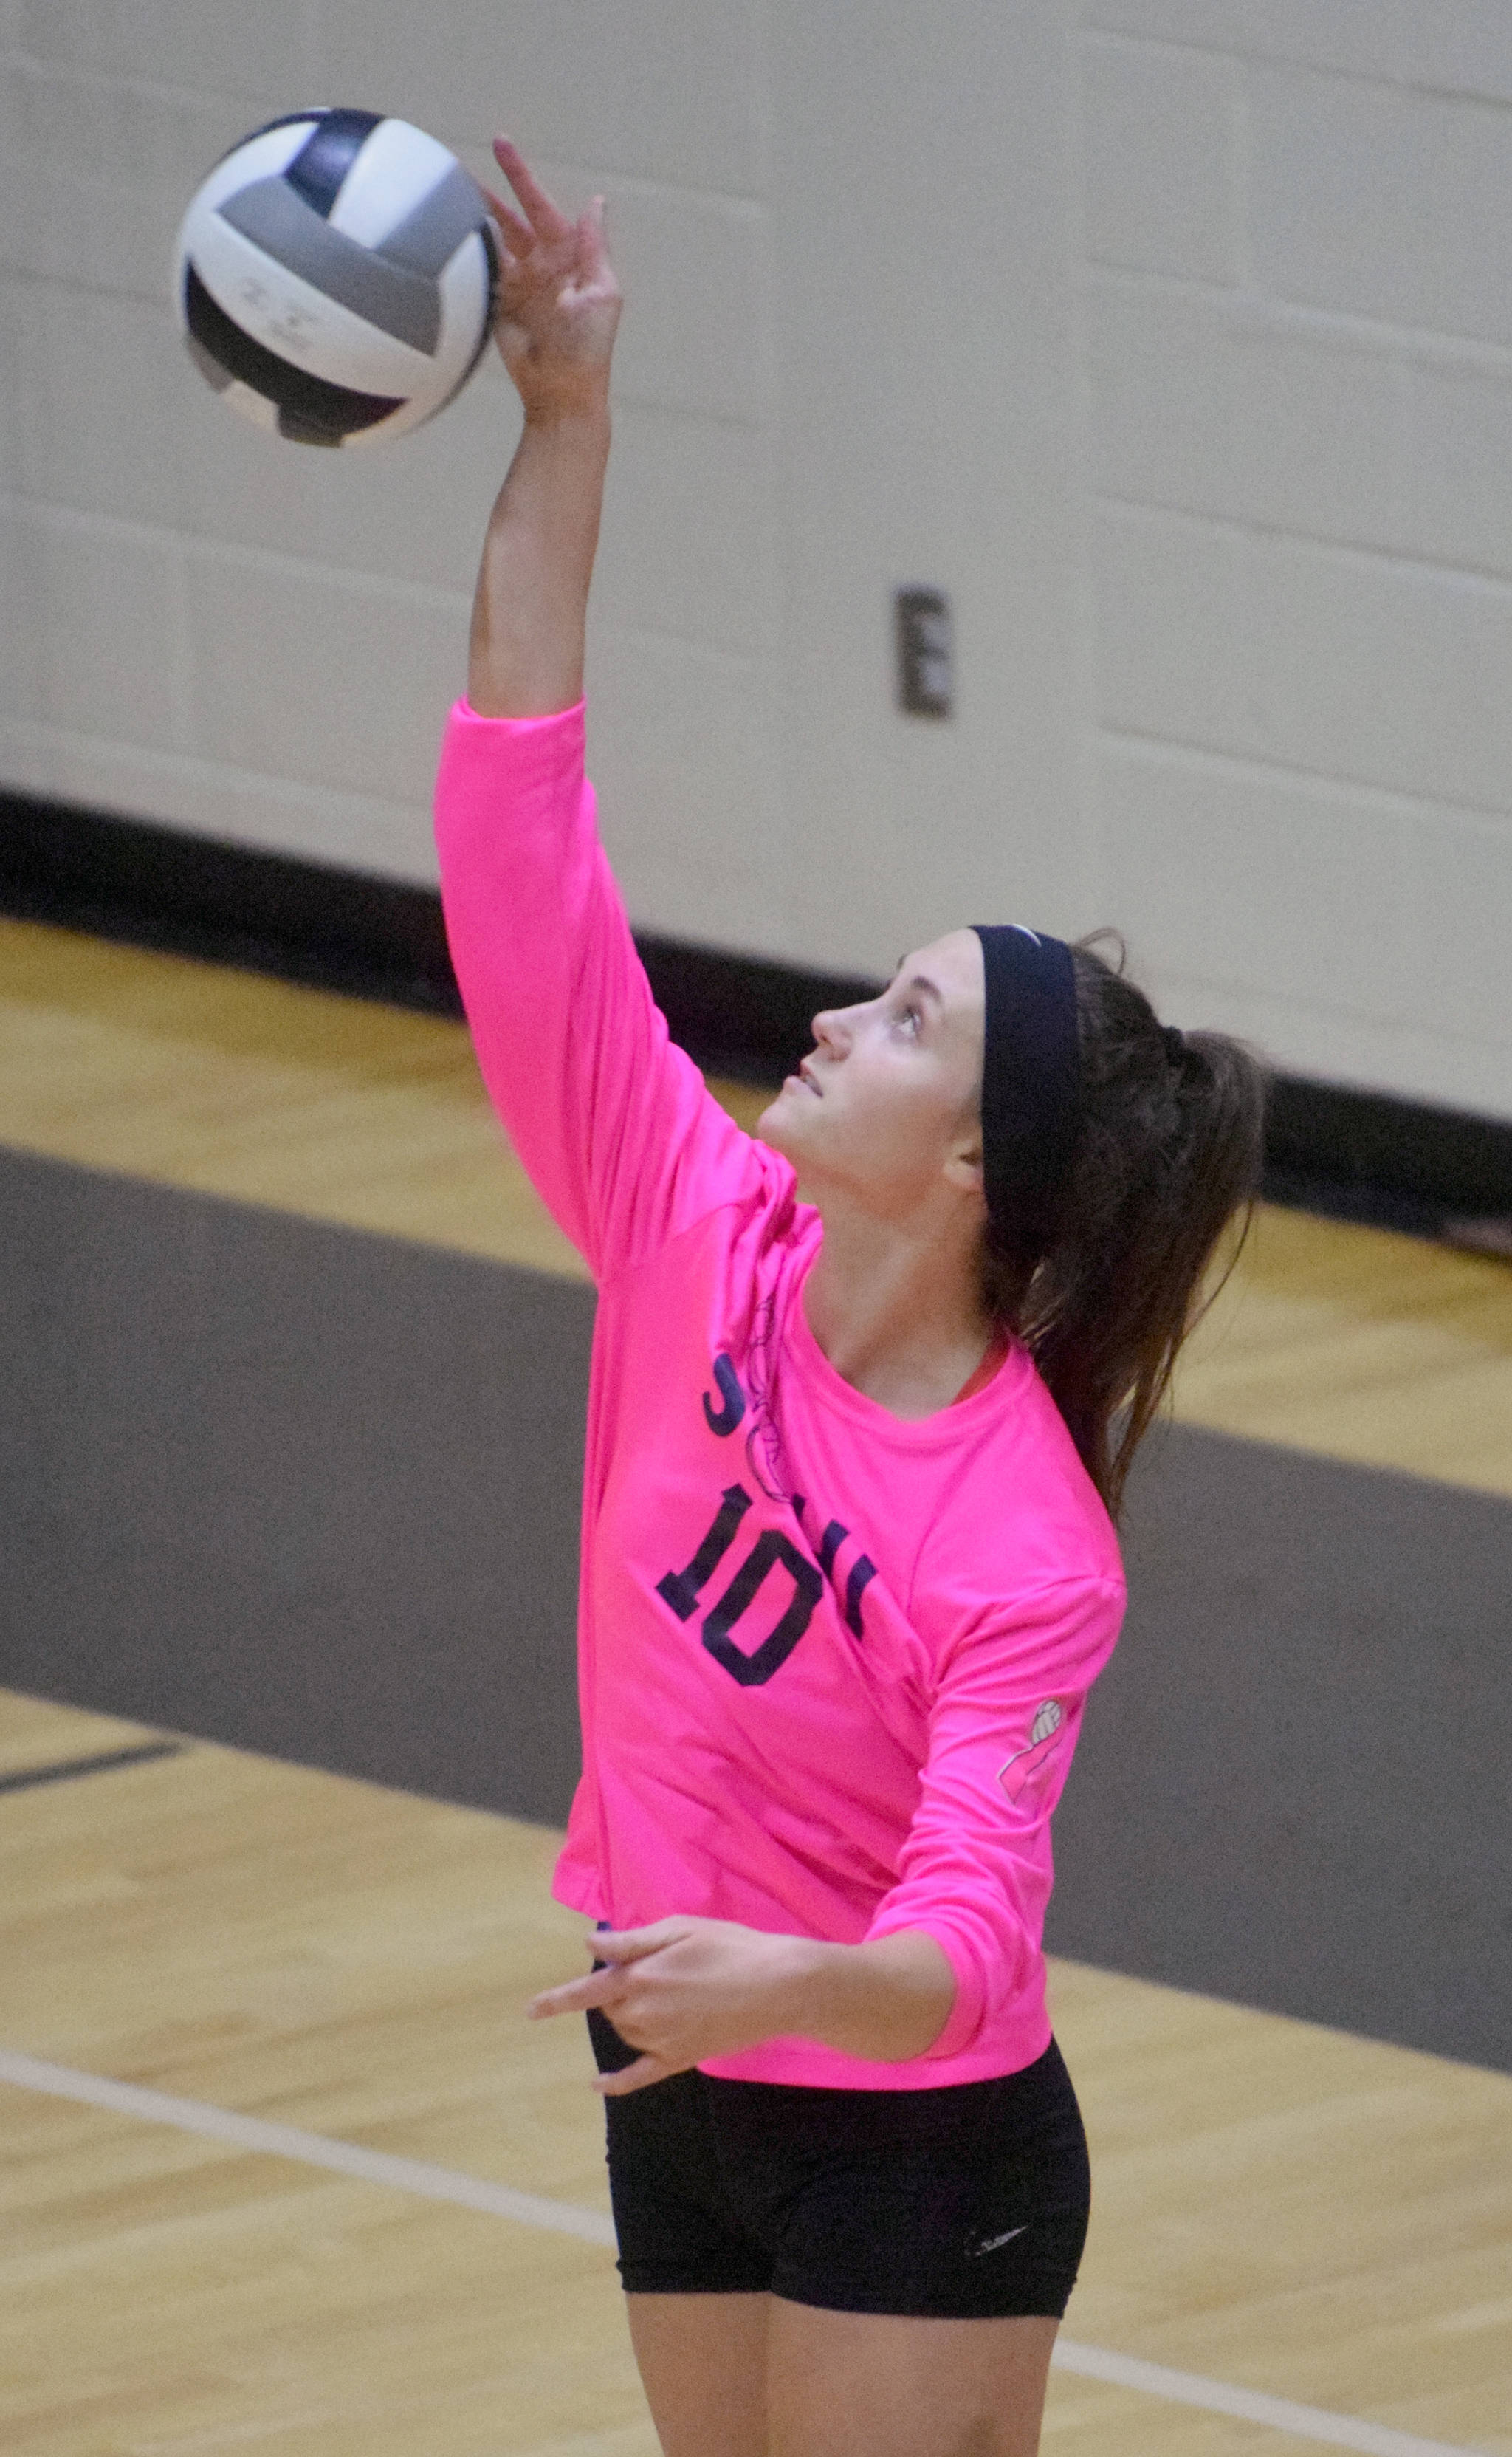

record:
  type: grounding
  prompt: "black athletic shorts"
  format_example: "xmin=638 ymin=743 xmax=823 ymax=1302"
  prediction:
xmin=588 ymin=2006 xmax=1090 ymax=2320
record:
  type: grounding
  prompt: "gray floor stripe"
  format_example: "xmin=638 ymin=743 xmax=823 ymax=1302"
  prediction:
xmin=7 ymin=1142 xmax=1508 ymax=2072
xmin=0 ymin=2046 xmax=1480 ymax=2457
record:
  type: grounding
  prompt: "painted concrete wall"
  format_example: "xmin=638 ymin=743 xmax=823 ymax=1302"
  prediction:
xmin=1 ymin=4 xmax=1508 ymax=1116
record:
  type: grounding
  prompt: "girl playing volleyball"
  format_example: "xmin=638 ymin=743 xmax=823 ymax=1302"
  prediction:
xmin=435 ymin=137 xmax=1265 ymax=2457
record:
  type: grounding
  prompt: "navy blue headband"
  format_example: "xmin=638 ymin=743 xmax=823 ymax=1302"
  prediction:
xmin=971 ymin=924 xmax=1081 ymax=1267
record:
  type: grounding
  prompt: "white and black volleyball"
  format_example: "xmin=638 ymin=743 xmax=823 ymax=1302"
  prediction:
xmin=173 ymin=109 xmax=498 ymax=446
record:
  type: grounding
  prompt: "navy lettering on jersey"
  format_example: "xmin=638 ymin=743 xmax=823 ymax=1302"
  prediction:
xmin=844 ymin=1554 xmax=878 ymax=1639
xmin=817 ymin=1518 xmax=848 ymax=1580
xmin=702 ymin=1354 xmax=746 ymax=1437
xmin=659 ymin=1461 xmax=876 ymax=1681
xmin=783 ymin=1501 xmax=875 ymax=1642
xmin=656 ymin=1484 xmax=752 ymax=1621
xmin=702 ymin=1531 xmax=824 ymax=1688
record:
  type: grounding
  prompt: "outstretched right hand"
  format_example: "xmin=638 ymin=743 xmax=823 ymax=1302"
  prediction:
xmin=483 ymin=137 xmax=622 ymax=422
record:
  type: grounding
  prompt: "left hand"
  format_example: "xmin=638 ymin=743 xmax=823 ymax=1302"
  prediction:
xmin=526 ymin=1916 xmax=814 ymax=2097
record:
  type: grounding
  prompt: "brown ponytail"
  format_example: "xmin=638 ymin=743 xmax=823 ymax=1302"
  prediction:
xmin=981 ymin=933 xmax=1268 ymax=1523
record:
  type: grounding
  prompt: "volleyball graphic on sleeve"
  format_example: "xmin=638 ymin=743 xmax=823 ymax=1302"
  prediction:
xmin=173 ymin=109 xmax=498 ymax=447
xmin=997 ymin=1699 xmax=1066 ymax=1806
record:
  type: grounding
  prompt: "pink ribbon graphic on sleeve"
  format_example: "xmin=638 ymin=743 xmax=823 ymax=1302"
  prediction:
xmin=997 ymin=1699 xmax=1065 ymax=1804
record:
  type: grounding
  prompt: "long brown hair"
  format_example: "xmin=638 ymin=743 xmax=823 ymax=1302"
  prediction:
xmin=981 ymin=933 xmax=1268 ymax=1522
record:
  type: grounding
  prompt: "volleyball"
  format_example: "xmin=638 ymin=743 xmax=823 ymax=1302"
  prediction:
xmin=173 ymin=109 xmax=498 ymax=448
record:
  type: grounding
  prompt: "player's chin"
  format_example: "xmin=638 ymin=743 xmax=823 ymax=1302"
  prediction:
xmin=757 ymin=1076 xmax=820 ymax=1152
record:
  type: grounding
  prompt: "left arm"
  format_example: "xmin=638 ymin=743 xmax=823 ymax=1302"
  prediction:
xmin=528 ymin=1918 xmax=955 ymax=2097
xmin=528 ymin=1569 xmax=1123 ymax=2095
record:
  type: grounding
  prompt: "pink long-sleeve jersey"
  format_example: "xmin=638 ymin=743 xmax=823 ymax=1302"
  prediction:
xmin=434 ymin=699 xmax=1126 ymax=2089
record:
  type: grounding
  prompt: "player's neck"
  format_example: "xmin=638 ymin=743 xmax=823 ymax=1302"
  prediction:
xmin=800 ymin=1203 xmax=995 ymax=1420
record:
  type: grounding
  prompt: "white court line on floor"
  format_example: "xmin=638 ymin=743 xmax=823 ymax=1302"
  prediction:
xmin=0 ymin=2046 xmax=1482 ymax=2457
xmin=0 ymin=2046 xmax=614 ymax=2247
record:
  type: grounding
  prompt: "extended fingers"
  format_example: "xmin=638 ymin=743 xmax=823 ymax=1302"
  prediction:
xmin=492 ymin=137 xmax=574 ymax=241
xmin=577 ymin=195 xmax=612 ymax=284
xmin=526 ymin=1918 xmax=700 ymax=2035
xmin=525 ymin=1967 xmax=625 ymax=2021
xmin=593 ymin=1919 xmax=689 ymax=1964
xmin=481 ymin=186 xmax=535 ymax=258
xmin=525 ymin=1926 xmax=680 ymax=2018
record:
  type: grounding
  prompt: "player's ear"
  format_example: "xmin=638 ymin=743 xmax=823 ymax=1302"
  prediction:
xmin=944 ymin=1131 xmax=985 ymax=1201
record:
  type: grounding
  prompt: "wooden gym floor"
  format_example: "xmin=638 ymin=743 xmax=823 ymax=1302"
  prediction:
xmin=1 ymin=911 xmax=1509 ymax=2457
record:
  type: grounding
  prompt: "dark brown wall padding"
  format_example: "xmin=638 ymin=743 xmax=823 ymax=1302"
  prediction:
xmin=3 ymin=787 xmax=1511 ymax=1238
xmin=1 ymin=1144 xmax=1508 ymax=2073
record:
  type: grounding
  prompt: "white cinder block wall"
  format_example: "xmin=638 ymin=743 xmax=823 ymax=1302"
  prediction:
xmin=1083 ymin=0 xmax=1512 ymax=1117
xmin=1 ymin=3 xmax=1508 ymax=1119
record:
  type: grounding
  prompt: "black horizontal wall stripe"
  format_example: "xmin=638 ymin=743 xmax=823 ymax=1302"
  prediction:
xmin=1 ymin=786 xmax=1508 ymax=1233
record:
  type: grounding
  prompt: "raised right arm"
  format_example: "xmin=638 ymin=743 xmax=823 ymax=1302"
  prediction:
xmin=437 ymin=143 xmax=763 ymax=1277
xmin=467 ymin=140 xmax=619 ymax=718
